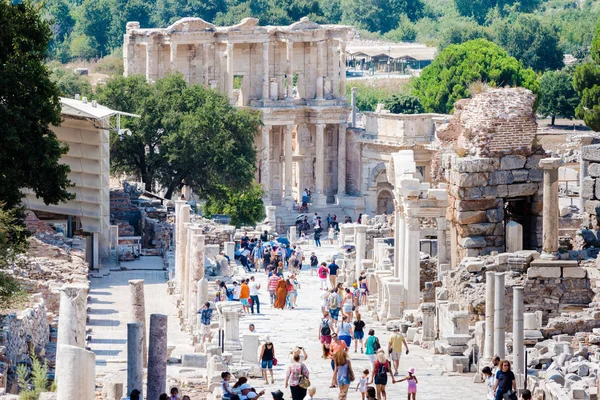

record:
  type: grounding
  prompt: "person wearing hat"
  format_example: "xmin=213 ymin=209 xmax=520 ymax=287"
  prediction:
xmin=271 ymin=390 xmax=285 ymax=400
xmin=238 ymin=383 xmax=265 ymax=400
xmin=388 ymin=326 xmax=409 ymax=376
xmin=394 ymin=367 xmax=418 ymax=399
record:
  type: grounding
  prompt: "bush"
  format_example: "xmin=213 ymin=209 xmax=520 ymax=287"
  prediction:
xmin=384 ymin=94 xmax=424 ymax=114
xmin=346 ymin=79 xmax=409 ymax=112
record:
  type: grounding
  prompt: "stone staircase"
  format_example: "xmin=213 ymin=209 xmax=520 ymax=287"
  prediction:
xmin=273 ymin=204 xmax=349 ymax=233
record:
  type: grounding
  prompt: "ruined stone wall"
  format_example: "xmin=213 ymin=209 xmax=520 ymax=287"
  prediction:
xmin=581 ymin=145 xmax=600 ymax=248
xmin=0 ymin=302 xmax=50 ymax=367
xmin=110 ymin=189 xmax=141 ymax=236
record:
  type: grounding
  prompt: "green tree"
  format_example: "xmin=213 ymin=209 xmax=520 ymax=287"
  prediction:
xmin=341 ymin=0 xmax=424 ymax=34
xmin=412 ymin=39 xmax=539 ymax=114
xmin=492 ymin=14 xmax=563 ymax=71
xmin=453 ymin=0 xmax=540 ymax=24
xmin=204 ymin=183 xmax=265 ymax=227
xmin=384 ymin=14 xmax=417 ymax=42
xmin=573 ymin=21 xmax=600 ymax=131
xmin=0 ymin=206 xmax=27 ymax=305
xmin=0 ymin=0 xmax=73 ymax=210
xmin=69 ymin=34 xmax=96 ymax=59
xmin=72 ymin=0 xmax=112 ymax=57
xmin=537 ymin=70 xmax=579 ymax=125
xmin=437 ymin=16 xmax=490 ymax=49
xmin=384 ymin=94 xmax=424 ymax=114
xmin=96 ymin=73 xmax=261 ymax=199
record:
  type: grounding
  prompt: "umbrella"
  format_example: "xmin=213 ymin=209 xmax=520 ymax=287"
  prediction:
xmin=276 ymin=237 xmax=290 ymax=246
xmin=296 ymin=214 xmax=306 ymax=220
xmin=340 ymin=244 xmax=355 ymax=250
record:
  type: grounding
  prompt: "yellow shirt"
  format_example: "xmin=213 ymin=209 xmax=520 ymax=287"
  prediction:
xmin=389 ymin=332 xmax=405 ymax=352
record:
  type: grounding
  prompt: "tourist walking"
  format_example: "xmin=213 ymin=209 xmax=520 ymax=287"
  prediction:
xmin=268 ymin=273 xmax=279 ymax=305
xmin=328 ymin=260 xmax=339 ymax=289
xmin=198 ymin=302 xmax=213 ymax=343
xmin=493 ymin=360 xmax=516 ymax=400
xmin=249 ymin=276 xmax=261 ymax=314
xmin=328 ymin=226 xmax=335 ymax=244
xmin=286 ymin=278 xmax=295 ymax=309
xmin=388 ymin=326 xmax=409 ymax=375
xmin=318 ymin=262 xmax=329 ymax=289
xmin=252 ymin=243 xmax=264 ymax=272
xmin=338 ymin=314 xmax=354 ymax=347
xmin=365 ymin=329 xmax=380 ymax=368
xmin=332 ymin=349 xmax=355 ymax=400
xmin=240 ymin=279 xmax=250 ymax=313
xmin=274 ymin=277 xmax=288 ymax=309
xmin=328 ymin=288 xmax=342 ymax=322
xmin=482 ymin=366 xmax=494 ymax=400
xmin=310 ymin=252 xmax=319 ymax=276
xmin=353 ymin=312 xmax=366 ymax=353
xmin=355 ymin=369 xmax=369 ymax=400
xmin=319 ymin=311 xmax=333 ymax=344
xmin=341 ymin=288 xmax=354 ymax=321
xmin=395 ymin=367 xmax=418 ymax=399
xmin=232 ymin=281 xmax=241 ymax=301
xmin=314 ymin=229 xmax=321 ymax=247
xmin=259 ymin=337 xmax=276 ymax=384
xmin=285 ymin=353 xmax=310 ymax=400
xmin=372 ymin=350 xmax=395 ymax=400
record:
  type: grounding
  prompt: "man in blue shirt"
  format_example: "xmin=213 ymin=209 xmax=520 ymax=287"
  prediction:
xmin=328 ymin=261 xmax=339 ymax=289
xmin=198 ymin=302 xmax=213 ymax=344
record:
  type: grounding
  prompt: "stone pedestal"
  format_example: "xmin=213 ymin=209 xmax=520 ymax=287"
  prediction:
xmin=355 ymin=225 xmax=367 ymax=282
xmin=421 ymin=302 xmax=436 ymax=341
xmin=540 ymin=158 xmax=563 ymax=260
xmin=436 ymin=218 xmax=448 ymax=267
xmin=289 ymin=226 xmax=297 ymax=242
xmin=265 ymin=206 xmax=276 ymax=230
xmin=513 ymin=286 xmax=524 ymax=388
xmin=147 ymin=314 xmax=168 ymax=400
xmin=484 ymin=271 xmax=495 ymax=361
xmin=56 ymin=344 xmax=95 ymax=400
xmin=224 ymin=241 xmax=235 ymax=260
xmin=218 ymin=302 xmax=243 ymax=354
xmin=506 ymin=221 xmax=523 ymax=253
xmin=128 ymin=279 xmax=147 ymax=367
xmin=188 ymin=234 xmax=206 ymax=326
xmin=383 ymin=279 xmax=403 ymax=321
xmin=494 ymin=273 xmax=506 ymax=359
xmin=242 ymin=334 xmax=260 ymax=363
xmin=127 ymin=322 xmax=144 ymax=397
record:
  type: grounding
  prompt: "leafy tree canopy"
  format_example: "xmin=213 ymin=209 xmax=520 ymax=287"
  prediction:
xmin=384 ymin=94 xmax=424 ymax=114
xmin=48 ymin=61 xmax=93 ymax=97
xmin=537 ymin=70 xmax=579 ymax=125
xmin=453 ymin=0 xmax=540 ymax=24
xmin=412 ymin=39 xmax=539 ymax=114
xmin=95 ymin=73 xmax=261 ymax=199
xmin=204 ymin=183 xmax=265 ymax=227
xmin=573 ymin=21 xmax=600 ymax=131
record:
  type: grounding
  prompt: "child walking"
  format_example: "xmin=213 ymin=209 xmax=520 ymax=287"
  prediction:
xmin=395 ymin=367 xmax=418 ymax=400
xmin=356 ymin=369 xmax=370 ymax=400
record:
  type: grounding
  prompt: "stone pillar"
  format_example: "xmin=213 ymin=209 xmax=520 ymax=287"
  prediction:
xmin=56 ymin=344 xmax=95 ymax=400
xmin=405 ymin=217 xmax=421 ymax=309
xmin=484 ymin=271 xmax=495 ymax=361
xmin=351 ymin=88 xmax=357 ymax=127
xmin=265 ymin=205 xmax=276 ymax=231
xmin=286 ymin=41 xmax=294 ymax=99
xmin=146 ymin=37 xmax=156 ymax=82
xmin=56 ymin=284 xmax=88 ymax=350
xmin=262 ymin=41 xmax=270 ymax=100
xmin=220 ymin=303 xmax=243 ymax=351
xmin=224 ymin=241 xmax=235 ymax=260
xmin=394 ymin=210 xmax=405 ymax=281
xmin=436 ymin=217 xmax=448 ymax=267
xmin=202 ymin=43 xmax=210 ymax=86
xmin=337 ymin=123 xmax=347 ymax=198
xmin=175 ymin=201 xmax=190 ymax=290
xmin=285 ymin=124 xmax=294 ymax=204
xmin=581 ymin=158 xmax=589 ymax=211
xmin=188 ymin=234 xmax=206 ymax=326
xmin=146 ymin=314 xmax=168 ymax=400
xmin=289 ymin=226 xmax=297 ymax=241
xmin=355 ymin=225 xmax=367 ymax=282
xmin=314 ymin=123 xmax=326 ymax=207
xmin=339 ymin=41 xmax=347 ymax=99
xmin=127 ymin=322 xmax=144 ymax=396
xmin=513 ymin=286 xmax=524 ymax=387
xmin=197 ymin=278 xmax=209 ymax=330
xmin=261 ymin=125 xmax=271 ymax=203
xmin=129 ymin=279 xmax=147 ymax=367
xmin=178 ymin=205 xmax=191 ymax=293
xmin=421 ymin=303 xmax=436 ymax=341
xmin=225 ymin=43 xmax=234 ymax=103
xmin=170 ymin=42 xmax=177 ymax=72
xmin=540 ymin=157 xmax=562 ymax=259
xmin=494 ymin=273 xmax=506 ymax=359
xmin=316 ymin=41 xmax=324 ymax=99
xmin=506 ymin=221 xmax=523 ymax=253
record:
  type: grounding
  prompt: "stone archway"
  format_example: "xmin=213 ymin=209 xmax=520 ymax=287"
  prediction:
xmin=377 ymin=189 xmax=394 ymax=215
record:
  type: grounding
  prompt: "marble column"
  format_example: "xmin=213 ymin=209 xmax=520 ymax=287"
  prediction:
xmin=513 ymin=286 xmax=524 ymax=387
xmin=355 ymin=225 xmax=367 ymax=282
xmin=285 ymin=124 xmax=294 ymax=204
xmin=540 ymin=158 xmax=563 ymax=260
xmin=316 ymin=41 xmax=324 ymax=99
xmin=436 ymin=218 xmax=447 ymax=268
xmin=337 ymin=123 xmax=347 ymax=198
xmin=351 ymin=88 xmax=357 ymax=127
xmin=174 ymin=200 xmax=189 ymax=290
xmin=331 ymin=41 xmax=339 ymax=99
xmin=225 ymin=43 xmax=234 ymax=103
xmin=314 ymin=123 xmax=326 ymax=207
xmin=170 ymin=42 xmax=177 ymax=72
xmin=289 ymin=226 xmax=297 ymax=241
xmin=56 ymin=344 xmax=95 ymax=400
xmin=394 ymin=209 xmax=405 ymax=281
xmin=56 ymin=284 xmax=88 ymax=350
xmin=484 ymin=271 xmax=495 ymax=361
xmin=145 ymin=37 xmax=156 ymax=82
xmin=261 ymin=125 xmax=271 ymax=203
xmin=339 ymin=41 xmax=347 ymax=99
xmin=127 ymin=322 xmax=144 ymax=397
xmin=506 ymin=221 xmax=523 ymax=253
xmin=188 ymin=234 xmax=206 ymax=327
xmin=184 ymin=226 xmax=202 ymax=323
xmin=178 ymin=205 xmax=191 ymax=293
xmin=146 ymin=314 xmax=168 ymax=400
xmin=405 ymin=217 xmax=421 ymax=309
xmin=129 ymin=279 xmax=147 ymax=367
xmin=202 ymin=43 xmax=210 ymax=86
xmin=262 ymin=41 xmax=270 ymax=100
xmin=286 ymin=41 xmax=294 ymax=99
xmin=494 ymin=273 xmax=506 ymax=359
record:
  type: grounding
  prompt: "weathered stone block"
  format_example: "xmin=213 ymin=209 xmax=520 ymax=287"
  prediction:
xmin=453 ymin=172 xmax=489 ymax=187
xmin=182 ymin=353 xmax=207 ymax=368
xmin=455 ymin=211 xmax=486 ymax=224
xmin=562 ymin=267 xmax=587 ymax=278
xmin=444 ymin=355 xmax=469 ymax=372
xmin=512 ymin=169 xmax=529 ymax=182
xmin=582 ymin=144 xmax=600 ymax=162
xmin=454 ymin=157 xmax=499 ymax=173
xmin=589 ymin=163 xmax=600 ymax=178
xmin=595 ymin=178 xmax=600 ymax=201
xmin=508 ymin=183 xmax=538 ymax=197
xmin=528 ymin=169 xmax=543 ymax=182
xmin=500 ymin=155 xmax=526 ymax=170
xmin=465 ymin=260 xmax=485 ymax=272
xmin=484 ymin=236 xmax=504 ymax=247
xmin=458 ymin=223 xmax=497 ymax=236
xmin=584 ymin=200 xmax=600 ymax=216
xmin=458 ymin=187 xmax=484 ymax=200
xmin=495 ymin=184 xmax=508 ymax=198
xmin=455 ymin=199 xmax=499 ymax=211
xmin=527 ymin=266 xmax=562 ymax=278
xmin=525 ymin=154 xmax=544 ymax=169
xmin=489 ymin=171 xmax=514 ymax=185
xmin=486 ymin=208 xmax=504 ymax=223
xmin=460 ymin=236 xmax=486 ymax=248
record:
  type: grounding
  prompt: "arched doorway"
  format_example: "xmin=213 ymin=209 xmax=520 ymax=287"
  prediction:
xmin=377 ymin=189 xmax=394 ymax=215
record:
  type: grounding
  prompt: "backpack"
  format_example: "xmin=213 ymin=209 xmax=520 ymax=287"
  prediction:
xmin=226 ymin=288 xmax=233 ymax=300
xmin=372 ymin=337 xmax=381 ymax=352
xmin=329 ymin=293 xmax=339 ymax=309
xmin=320 ymin=319 xmax=331 ymax=336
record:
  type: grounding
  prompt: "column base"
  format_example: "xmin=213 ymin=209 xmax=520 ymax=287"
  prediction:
xmin=540 ymin=251 xmax=559 ymax=260
xmin=284 ymin=196 xmax=294 ymax=209
xmin=312 ymin=194 xmax=326 ymax=208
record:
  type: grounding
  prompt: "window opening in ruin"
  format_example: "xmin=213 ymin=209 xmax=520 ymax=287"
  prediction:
xmin=233 ymin=75 xmax=243 ymax=90
xmin=504 ymin=197 xmax=534 ymax=250
xmin=416 ymin=166 xmax=425 ymax=182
